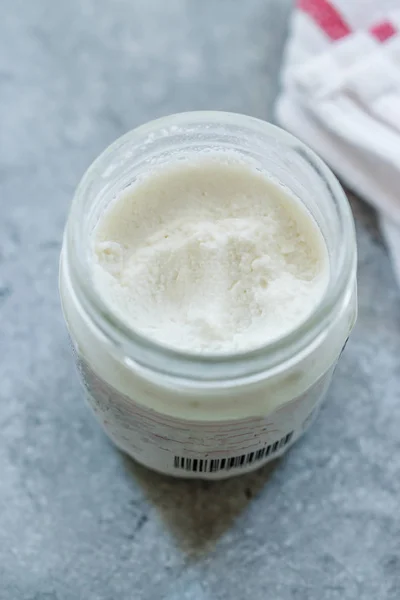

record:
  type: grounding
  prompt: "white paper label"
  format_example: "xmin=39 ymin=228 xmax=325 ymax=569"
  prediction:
xmin=74 ymin=355 xmax=335 ymax=479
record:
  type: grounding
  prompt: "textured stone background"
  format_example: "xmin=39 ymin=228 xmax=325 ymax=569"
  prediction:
xmin=1 ymin=1 xmax=400 ymax=599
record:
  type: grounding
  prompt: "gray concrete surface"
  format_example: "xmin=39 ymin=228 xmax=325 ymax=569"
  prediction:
xmin=1 ymin=1 xmax=400 ymax=599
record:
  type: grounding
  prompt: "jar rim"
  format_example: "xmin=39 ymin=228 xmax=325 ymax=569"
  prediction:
xmin=65 ymin=111 xmax=357 ymax=381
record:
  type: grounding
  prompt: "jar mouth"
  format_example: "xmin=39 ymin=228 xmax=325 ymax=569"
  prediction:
xmin=65 ymin=111 xmax=357 ymax=381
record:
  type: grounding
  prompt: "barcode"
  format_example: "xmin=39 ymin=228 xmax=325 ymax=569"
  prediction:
xmin=173 ymin=431 xmax=294 ymax=473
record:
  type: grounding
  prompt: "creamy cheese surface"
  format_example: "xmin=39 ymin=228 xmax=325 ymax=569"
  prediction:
xmin=92 ymin=156 xmax=328 ymax=353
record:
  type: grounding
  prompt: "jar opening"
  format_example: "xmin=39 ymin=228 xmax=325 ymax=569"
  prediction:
xmin=65 ymin=111 xmax=356 ymax=381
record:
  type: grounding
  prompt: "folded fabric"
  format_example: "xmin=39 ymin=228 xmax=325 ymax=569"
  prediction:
xmin=276 ymin=0 xmax=400 ymax=286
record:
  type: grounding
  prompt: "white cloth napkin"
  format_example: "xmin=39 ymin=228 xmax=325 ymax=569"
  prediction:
xmin=276 ymin=0 xmax=400 ymax=286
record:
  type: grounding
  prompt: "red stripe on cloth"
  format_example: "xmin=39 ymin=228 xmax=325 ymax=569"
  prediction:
xmin=298 ymin=0 xmax=352 ymax=40
xmin=370 ymin=21 xmax=397 ymax=42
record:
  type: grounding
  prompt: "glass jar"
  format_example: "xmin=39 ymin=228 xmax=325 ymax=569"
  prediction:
xmin=59 ymin=111 xmax=357 ymax=479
